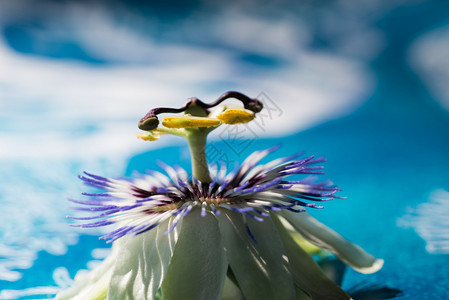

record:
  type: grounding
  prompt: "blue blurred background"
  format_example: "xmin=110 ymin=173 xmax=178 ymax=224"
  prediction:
xmin=1 ymin=0 xmax=449 ymax=298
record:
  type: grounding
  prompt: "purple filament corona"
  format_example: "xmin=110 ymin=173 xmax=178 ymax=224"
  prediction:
xmin=69 ymin=146 xmax=343 ymax=242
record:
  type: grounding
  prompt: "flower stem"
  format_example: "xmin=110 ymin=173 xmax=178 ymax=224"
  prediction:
xmin=186 ymin=131 xmax=211 ymax=183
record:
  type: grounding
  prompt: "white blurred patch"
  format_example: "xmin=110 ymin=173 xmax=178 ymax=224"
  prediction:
xmin=398 ymin=189 xmax=449 ymax=254
xmin=91 ymin=247 xmax=111 ymax=260
xmin=408 ymin=24 xmax=449 ymax=112
xmin=0 ymin=286 xmax=60 ymax=300
xmin=0 ymin=267 xmax=71 ymax=299
xmin=52 ymin=267 xmax=73 ymax=289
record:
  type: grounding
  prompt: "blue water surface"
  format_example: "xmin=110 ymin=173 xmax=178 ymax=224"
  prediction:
xmin=1 ymin=1 xmax=449 ymax=299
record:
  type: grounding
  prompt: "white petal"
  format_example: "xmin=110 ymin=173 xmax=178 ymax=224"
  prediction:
xmin=280 ymin=211 xmax=383 ymax=274
xmin=162 ymin=208 xmax=227 ymax=300
xmin=216 ymin=210 xmax=296 ymax=300
xmin=272 ymin=214 xmax=351 ymax=300
xmin=108 ymin=217 xmax=181 ymax=300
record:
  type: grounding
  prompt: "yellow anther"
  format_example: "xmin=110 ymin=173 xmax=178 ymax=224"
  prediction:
xmin=162 ymin=116 xmax=221 ymax=128
xmin=216 ymin=107 xmax=255 ymax=124
xmin=137 ymin=131 xmax=160 ymax=141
